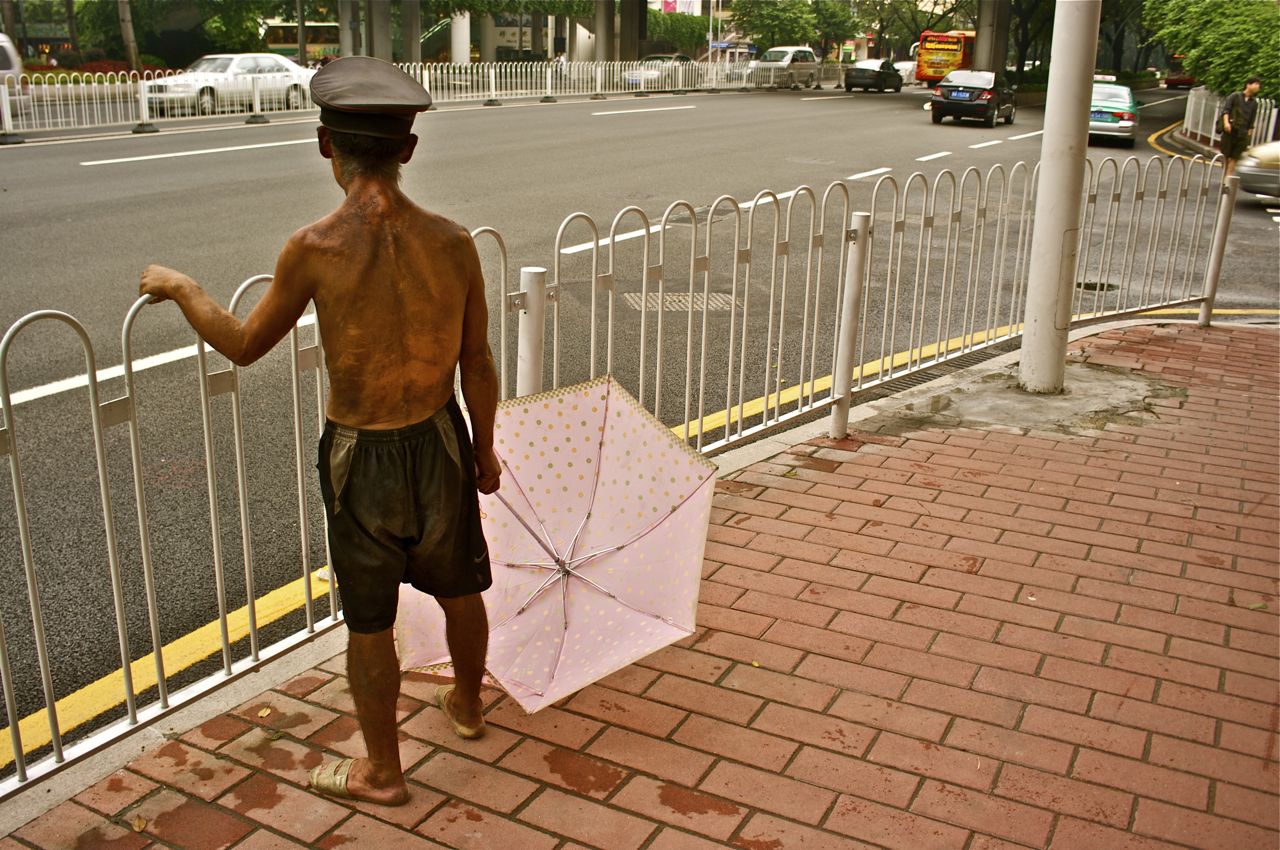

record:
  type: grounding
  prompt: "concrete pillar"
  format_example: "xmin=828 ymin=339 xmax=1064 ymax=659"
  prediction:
xmin=974 ymin=0 xmax=1012 ymax=72
xmin=402 ymin=0 xmax=421 ymax=64
xmin=1018 ymin=0 xmax=1102 ymax=394
xmin=618 ymin=0 xmax=641 ymax=61
xmin=479 ymin=14 xmax=496 ymax=62
xmin=451 ymin=12 xmax=471 ymax=64
xmin=338 ymin=0 xmax=359 ymax=56
xmin=366 ymin=0 xmax=392 ymax=60
xmin=594 ymin=0 xmax=615 ymax=62
xmin=567 ymin=19 xmax=578 ymax=61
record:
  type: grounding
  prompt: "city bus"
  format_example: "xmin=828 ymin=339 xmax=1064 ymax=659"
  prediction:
xmin=263 ymin=19 xmax=340 ymax=62
xmin=915 ymin=30 xmax=975 ymax=85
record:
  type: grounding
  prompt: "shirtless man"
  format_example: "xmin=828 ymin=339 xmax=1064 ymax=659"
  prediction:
xmin=139 ymin=57 xmax=499 ymax=806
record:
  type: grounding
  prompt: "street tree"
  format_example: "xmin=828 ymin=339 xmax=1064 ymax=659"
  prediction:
xmin=814 ymin=0 xmax=862 ymax=59
xmin=1009 ymin=0 xmax=1052 ymax=80
xmin=854 ymin=0 xmax=973 ymax=59
xmin=117 ymin=0 xmax=141 ymax=70
xmin=1144 ymin=0 xmax=1279 ymax=95
xmin=730 ymin=0 xmax=818 ymax=51
xmin=646 ymin=9 xmax=708 ymax=56
xmin=1099 ymin=0 xmax=1142 ymax=74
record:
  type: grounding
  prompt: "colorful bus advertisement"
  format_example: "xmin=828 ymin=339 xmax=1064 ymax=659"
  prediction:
xmin=915 ymin=30 xmax=975 ymax=85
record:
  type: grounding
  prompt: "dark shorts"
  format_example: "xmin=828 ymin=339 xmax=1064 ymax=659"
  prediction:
xmin=1219 ymin=130 xmax=1250 ymax=160
xmin=317 ymin=397 xmax=492 ymax=634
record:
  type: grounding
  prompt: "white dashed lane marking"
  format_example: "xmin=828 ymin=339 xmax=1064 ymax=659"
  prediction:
xmin=916 ymin=151 xmax=952 ymax=162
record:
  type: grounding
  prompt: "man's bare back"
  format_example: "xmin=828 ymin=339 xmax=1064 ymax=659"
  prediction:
xmin=304 ymin=190 xmax=479 ymax=429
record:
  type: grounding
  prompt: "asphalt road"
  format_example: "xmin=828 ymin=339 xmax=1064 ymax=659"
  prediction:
xmin=0 ymin=84 xmax=1275 ymax=767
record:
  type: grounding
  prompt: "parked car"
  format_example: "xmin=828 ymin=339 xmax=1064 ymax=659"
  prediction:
xmin=0 ymin=33 xmax=19 ymax=83
xmin=1236 ymin=140 xmax=1280 ymax=197
xmin=930 ymin=69 xmax=1016 ymax=126
xmin=844 ymin=59 xmax=903 ymax=93
xmin=623 ymin=53 xmax=695 ymax=89
xmin=143 ymin=53 xmax=315 ymax=116
xmin=751 ymin=46 xmax=819 ymax=88
xmin=1087 ymin=81 xmax=1140 ymax=147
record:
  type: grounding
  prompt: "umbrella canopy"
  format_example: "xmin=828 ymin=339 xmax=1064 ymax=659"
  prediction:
xmin=396 ymin=376 xmax=717 ymax=713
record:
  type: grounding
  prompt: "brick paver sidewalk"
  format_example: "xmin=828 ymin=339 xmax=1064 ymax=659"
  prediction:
xmin=4 ymin=323 xmax=1277 ymax=850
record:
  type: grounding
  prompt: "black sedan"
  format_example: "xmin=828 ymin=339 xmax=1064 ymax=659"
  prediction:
xmin=930 ymin=69 xmax=1016 ymax=126
xmin=844 ymin=59 xmax=903 ymax=93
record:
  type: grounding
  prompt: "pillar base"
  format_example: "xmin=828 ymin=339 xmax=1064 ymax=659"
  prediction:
xmin=540 ymin=96 xmax=557 ymax=103
xmin=245 ymin=114 xmax=270 ymax=125
xmin=590 ymin=93 xmax=606 ymax=100
xmin=131 ymin=122 xmax=159 ymax=134
xmin=483 ymin=98 xmax=501 ymax=106
xmin=633 ymin=91 xmax=649 ymax=97
xmin=0 ymin=133 xmax=24 ymax=145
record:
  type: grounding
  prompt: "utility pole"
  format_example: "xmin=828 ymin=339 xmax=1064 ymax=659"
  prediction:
xmin=1018 ymin=0 xmax=1101 ymax=394
xmin=64 ymin=0 xmax=78 ymax=52
xmin=296 ymin=0 xmax=306 ymax=65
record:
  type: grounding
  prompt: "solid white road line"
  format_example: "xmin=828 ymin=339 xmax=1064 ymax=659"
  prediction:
xmin=801 ymin=95 xmax=854 ymax=101
xmin=916 ymin=151 xmax=952 ymax=161
xmin=1140 ymin=95 xmax=1190 ymax=108
xmin=969 ymin=140 xmax=1003 ymax=149
xmin=560 ymin=190 xmax=799 ymax=255
xmin=591 ymin=105 xmax=696 ymax=116
xmin=1009 ymin=130 xmax=1044 ymax=140
xmin=847 ymin=167 xmax=891 ymax=180
xmin=81 ymin=138 xmax=313 ymax=166
xmin=10 ymin=313 xmax=318 ymax=407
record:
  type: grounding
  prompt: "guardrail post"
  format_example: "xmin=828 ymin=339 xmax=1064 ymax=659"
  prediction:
xmin=245 ymin=76 xmax=269 ymax=124
xmin=830 ymin=212 xmax=871 ymax=438
xmin=1197 ymin=175 xmax=1238 ymax=328
xmin=591 ymin=65 xmax=606 ymax=100
xmin=484 ymin=65 xmax=500 ymax=106
xmin=0 ymin=86 xmax=23 ymax=145
xmin=131 ymin=78 xmax=158 ymax=134
xmin=516 ymin=267 xmax=547 ymax=397
xmin=541 ymin=66 xmax=556 ymax=103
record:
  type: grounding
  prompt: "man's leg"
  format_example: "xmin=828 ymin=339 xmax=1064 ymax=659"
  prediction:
xmin=437 ymin=593 xmax=488 ymax=727
xmin=344 ymin=627 xmax=410 ymax=804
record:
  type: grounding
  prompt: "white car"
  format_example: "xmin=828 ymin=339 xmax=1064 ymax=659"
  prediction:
xmin=751 ymin=46 xmax=819 ymax=88
xmin=894 ymin=60 xmax=916 ymax=86
xmin=623 ymin=53 xmax=695 ymax=89
xmin=144 ymin=53 xmax=315 ymax=116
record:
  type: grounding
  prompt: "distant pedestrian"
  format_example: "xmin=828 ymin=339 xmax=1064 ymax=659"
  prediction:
xmin=1219 ymin=76 xmax=1262 ymax=179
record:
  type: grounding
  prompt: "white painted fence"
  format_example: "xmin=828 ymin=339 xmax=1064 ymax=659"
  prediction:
xmin=1179 ymin=86 xmax=1276 ymax=150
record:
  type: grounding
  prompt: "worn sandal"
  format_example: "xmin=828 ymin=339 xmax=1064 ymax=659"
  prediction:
xmin=435 ymin=684 xmax=485 ymax=739
xmin=309 ymin=758 xmax=355 ymax=799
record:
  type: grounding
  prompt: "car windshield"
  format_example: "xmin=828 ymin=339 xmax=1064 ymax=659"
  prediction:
xmin=641 ymin=55 xmax=674 ymax=64
xmin=187 ymin=57 xmax=232 ymax=73
xmin=1092 ymin=85 xmax=1132 ymax=104
xmin=943 ymin=71 xmax=994 ymax=87
xmin=760 ymin=50 xmax=790 ymax=62
xmin=854 ymin=60 xmax=882 ymax=70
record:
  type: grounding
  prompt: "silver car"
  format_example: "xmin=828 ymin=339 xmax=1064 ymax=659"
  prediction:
xmin=751 ymin=46 xmax=819 ymax=89
xmin=1236 ymin=141 xmax=1280 ymax=197
xmin=144 ymin=53 xmax=315 ymax=116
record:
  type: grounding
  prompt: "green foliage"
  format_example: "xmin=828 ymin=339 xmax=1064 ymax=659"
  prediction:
xmin=814 ymin=0 xmax=861 ymax=56
xmin=1144 ymin=0 xmax=1279 ymax=96
xmin=646 ymin=9 xmax=708 ymax=56
xmin=731 ymin=0 xmax=818 ymax=50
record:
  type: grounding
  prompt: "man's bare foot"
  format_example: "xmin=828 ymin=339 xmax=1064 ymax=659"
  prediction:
xmin=310 ymin=757 xmax=409 ymax=806
xmin=436 ymin=684 xmax=485 ymax=739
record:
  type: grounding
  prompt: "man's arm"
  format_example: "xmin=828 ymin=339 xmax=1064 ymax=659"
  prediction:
xmin=140 ymin=234 xmax=315 ymax=367
xmin=456 ymin=233 xmax=501 ymax=495
xmin=1221 ymin=91 xmax=1240 ymax=133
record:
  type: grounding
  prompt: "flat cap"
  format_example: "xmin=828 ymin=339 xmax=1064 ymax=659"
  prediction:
xmin=310 ymin=56 xmax=431 ymax=139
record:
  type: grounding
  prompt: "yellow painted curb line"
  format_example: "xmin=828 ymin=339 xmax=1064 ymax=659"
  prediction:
xmin=1148 ymin=119 xmax=1193 ymax=161
xmin=0 ymin=571 xmax=332 ymax=769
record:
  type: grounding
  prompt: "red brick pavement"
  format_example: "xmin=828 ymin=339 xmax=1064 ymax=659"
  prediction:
xmin=4 ymin=323 xmax=1277 ymax=849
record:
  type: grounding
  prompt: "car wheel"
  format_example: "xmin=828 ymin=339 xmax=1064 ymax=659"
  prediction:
xmin=894 ymin=82 xmax=902 ymax=92
xmin=197 ymin=88 xmax=216 ymax=116
xmin=844 ymin=83 xmax=853 ymax=92
xmin=932 ymin=110 xmax=943 ymax=124
xmin=1123 ymin=137 xmax=1136 ymax=148
xmin=285 ymin=85 xmax=303 ymax=110
xmin=1004 ymin=104 xmax=1015 ymax=125
xmin=876 ymin=80 xmax=885 ymax=93
xmin=983 ymin=111 xmax=996 ymax=127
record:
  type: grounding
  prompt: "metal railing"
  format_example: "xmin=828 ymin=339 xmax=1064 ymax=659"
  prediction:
xmin=0 ymin=153 xmax=1232 ymax=800
xmin=0 ymin=61 xmax=845 ymax=137
xmin=0 ymin=69 xmax=317 ymax=135
xmin=1179 ymin=86 xmax=1276 ymax=150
